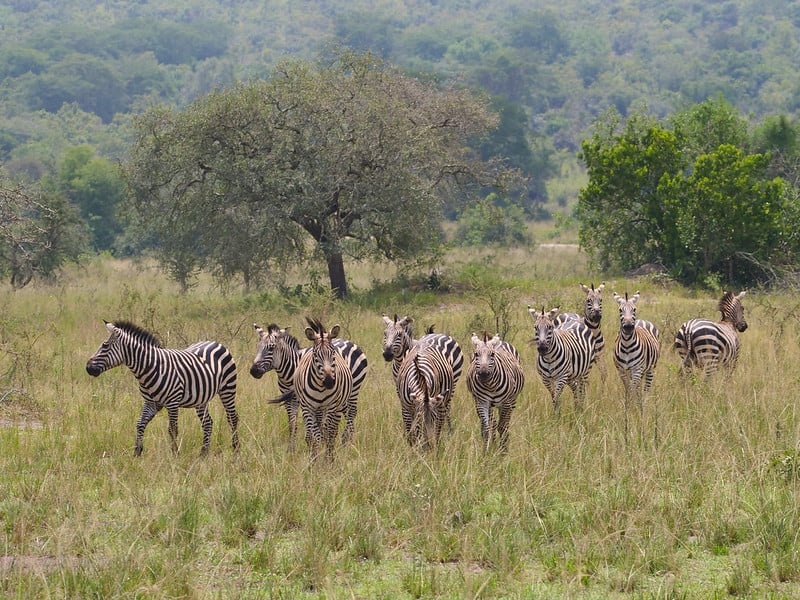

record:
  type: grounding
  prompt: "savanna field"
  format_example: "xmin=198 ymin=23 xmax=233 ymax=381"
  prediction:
xmin=2 ymin=243 xmax=800 ymax=599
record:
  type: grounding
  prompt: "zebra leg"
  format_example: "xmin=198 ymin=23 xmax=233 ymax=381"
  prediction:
xmin=167 ymin=406 xmax=180 ymax=454
xmin=550 ymin=381 xmax=566 ymax=414
xmin=323 ymin=412 xmax=343 ymax=461
xmin=303 ymin=408 xmax=323 ymax=461
xmin=496 ymin=405 xmax=513 ymax=453
xmin=341 ymin=395 xmax=357 ymax=446
xmin=194 ymin=405 xmax=213 ymax=456
xmin=134 ymin=401 xmax=161 ymax=457
xmin=476 ymin=401 xmax=492 ymax=452
xmin=219 ymin=391 xmax=239 ymax=453
xmin=286 ymin=397 xmax=299 ymax=453
xmin=568 ymin=376 xmax=587 ymax=411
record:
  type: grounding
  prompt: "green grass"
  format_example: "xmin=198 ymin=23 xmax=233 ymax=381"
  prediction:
xmin=1 ymin=248 xmax=800 ymax=598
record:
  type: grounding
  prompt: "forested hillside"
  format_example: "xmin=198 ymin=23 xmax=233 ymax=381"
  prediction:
xmin=2 ymin=0 xmax=798 ymax=164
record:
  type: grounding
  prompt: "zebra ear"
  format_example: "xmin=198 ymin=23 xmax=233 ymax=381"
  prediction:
xmin=736 ymin=290 xmax=747 ymax=300
xmin=596 ymin=282 xmax=605 ymax=292
xmin=253 ymin=323 xmax=265 ymax=337
xmin=548 ymin=307 xmax=560 ymax=320
xmin=613 ymin=292 xmax=622 ymax=303
xmin=579 ymin=283 xmax=589 ymax=293
xmin=382 ymin=315 xmax=393 ymax=326
xmin=105 ymin=322 xmax=115 ymax=333
xmin=399 ymin=316 xmax=413 ymax=326
xmin=526 ymin=305 xmax=537 ymax=318
xmin=330 ymin=324 xmax=341 ymax=338
xmin=471 ymin=333 xmax=480 ymax=347
xmin=304 ymin=327 xmax=316 ymax=341
xmin=632 ymin=291 xmax=641 ymax=303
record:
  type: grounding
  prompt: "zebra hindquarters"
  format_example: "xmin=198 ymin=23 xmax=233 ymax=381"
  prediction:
xmin=396 ymin=345 xmax=454 ymax=450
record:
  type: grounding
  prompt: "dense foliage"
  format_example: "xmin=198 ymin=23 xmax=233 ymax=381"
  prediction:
xmin=578 ymin=99 xmax=796 ymax=287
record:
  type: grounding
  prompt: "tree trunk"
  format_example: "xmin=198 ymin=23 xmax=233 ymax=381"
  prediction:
xmin=327 ymin=252 xmax=348 ymax=299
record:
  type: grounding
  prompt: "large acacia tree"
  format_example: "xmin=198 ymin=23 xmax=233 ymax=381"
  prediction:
xmin=123 ymin=50 xmax=511 ymax=297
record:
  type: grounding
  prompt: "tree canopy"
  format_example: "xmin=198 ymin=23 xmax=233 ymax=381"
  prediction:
xmin=123 ymin=50 xmax=513 ymax=296
xmin=578 ymin=100 xmax=792 ymax=288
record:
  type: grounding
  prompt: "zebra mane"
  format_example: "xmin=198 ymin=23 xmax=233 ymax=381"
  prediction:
xmin=718 ymin=291 xmax=737 ymax=312
xmin=265 ymin=323 xmax=299 ymax=347
xmin=112 ymin=320 xmax=162 ymax=347
xmin=305 ymin=316 xmax=329 ymax=338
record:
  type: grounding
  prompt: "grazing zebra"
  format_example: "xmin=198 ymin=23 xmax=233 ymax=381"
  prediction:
xmin=250 ymin=323 xmax=367 ymax=450
xmin=395 ymin=341 xmax=455 ymax=449
xmin=612 ymin=292 xmax=661 ymax=437
xmin=465 ymin=332 xmax=525 ymax=452
xmin=555 ymin=282 xmax=606 ymax=379
xmin=293 ymin=318 xmax=354 ymax=461
xmin=674 ymin=291 xmax=748 ymax=376
xmin=381 ymin=314 xmax=464 ymax=384
xmin=528 ymin=306 xmax=596 ymax=413
xmin=85 ymin=321 xmax=239 ymax=457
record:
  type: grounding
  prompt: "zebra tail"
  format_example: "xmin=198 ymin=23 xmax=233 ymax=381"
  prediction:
xmin=268 ymin=390 xmax=295 ymax=405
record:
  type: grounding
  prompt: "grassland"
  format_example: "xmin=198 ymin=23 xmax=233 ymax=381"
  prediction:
xmin=1 ymin=245 xmax=800 ymax=599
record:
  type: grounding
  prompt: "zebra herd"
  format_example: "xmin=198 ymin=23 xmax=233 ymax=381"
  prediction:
xmin=85 ymin=287 xmax=749 ymax=459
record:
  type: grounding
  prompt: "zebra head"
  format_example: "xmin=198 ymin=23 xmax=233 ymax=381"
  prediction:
xmin=528 ymin=306 xmax=560 ymax=353
xmin=86 ymin=321 xmax=157 ymax=377
xmin=580 ymin=282 xmax=605 ymax=324
xmin=251 ymin=323 xmax=290 ymax=379
xmin=470 ymin=332 xmax=502 ymax=382
xmin=719 ymin=291 xmax=748 ymax=332
xmin=305 ymin=317 xmax=340 ymax=389
xmin=613 ymin=291 xmax=640 ymax=335
xmin=382 ymin=314 xmax=413 ymax=362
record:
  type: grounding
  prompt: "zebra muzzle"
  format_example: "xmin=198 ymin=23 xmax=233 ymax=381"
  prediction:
xmin=249 ymin=364 xmax=265 ymax=379
xmin=86 ymin=361 xmax=103 ymax=377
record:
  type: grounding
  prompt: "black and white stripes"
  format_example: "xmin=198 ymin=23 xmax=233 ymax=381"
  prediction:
xmin=528 ymin=306 xmax=596 ymax=413
xmin=674 ymin=291 xmax=748 ymax=376
xmin=86 ymin=320 xmax=239 ymax=456
xmin=250 ymin=323 xmax=367 ymax=452
xmin=612 ymin=292 xmax=661 ymax=426
xmin=293 ymin=318 xmax=354 ymax=461
xmin=466 ymin=333 xmax=525 ymax=452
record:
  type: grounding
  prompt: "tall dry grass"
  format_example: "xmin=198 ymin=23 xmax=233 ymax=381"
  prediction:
xmin=1 ymin=250 xmax=799 ymax=598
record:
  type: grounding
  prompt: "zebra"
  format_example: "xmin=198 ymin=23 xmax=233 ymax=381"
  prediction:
xmin=250 ymin=323 xmax=367 ymax=450
xmin=674 ymin=290 xmax=748 ymax=376
xmin=381 ymin=314 xmax=463 ymax=385
xmin=465 ymin=332 xmax=525 ymax=452
xmin=395 ymin=341 xmax=455 ymax=449
xmin=528 ymin=306 xmax=596 ymax=413
xmin=292 ymin=318 xmax=354 ymax=461
xmin=85 ymin=320 xmax=239 ymax=457
xmin=554 ymin=282 xmax=606 ymax=379
xmin=612 ymin=292 xmax=661 ymax=438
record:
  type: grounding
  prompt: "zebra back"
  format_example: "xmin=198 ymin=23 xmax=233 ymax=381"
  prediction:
xmin=396 ymin=342 xmax=455 ymax=449
xmin=674 ymin=290 xmax=747 ymax=375
xmin=382 ymin=313 xmax=463 ymax=387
